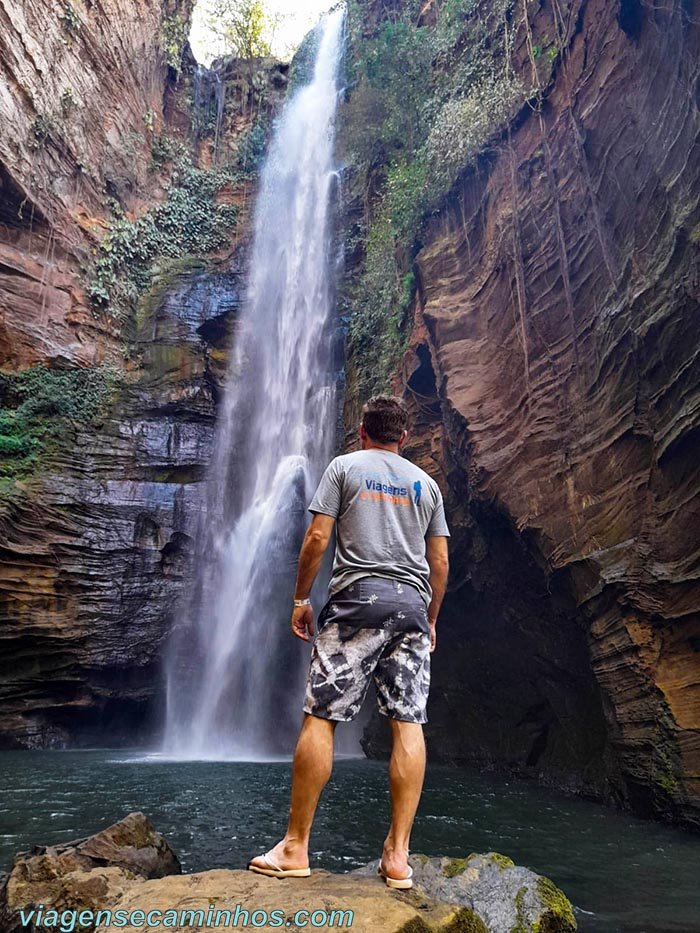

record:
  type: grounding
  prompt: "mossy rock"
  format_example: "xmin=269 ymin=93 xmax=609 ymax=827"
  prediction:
xmin=532 ymin=877 xmax=577 ymax=932
xmin=442 ymin=852 xmax=515 ymax=878
xmin=381 ymin=854 xmax=578 ymax=933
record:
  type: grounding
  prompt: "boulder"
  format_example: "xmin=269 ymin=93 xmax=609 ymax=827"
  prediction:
xmin=0 ymin=812 xmax=180 ymax=933
xmin=94 ymin=869 xmax=488 ymax=933
xmin=357 ymin=854 xmax=577 ymax=932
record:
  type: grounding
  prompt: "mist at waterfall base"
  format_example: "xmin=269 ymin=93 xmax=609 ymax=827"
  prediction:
xmin=162 ymin=10 xmax=346 ymax=761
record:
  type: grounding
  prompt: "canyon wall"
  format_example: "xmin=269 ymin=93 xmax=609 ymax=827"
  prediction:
xmin=0 ymin=0 xmax=288 ymax=746
xmin=1 ymin=0 xmax=699 ymax=833
xmin=345 ymin=0 xmax=700 ymax=827
xmin=0 ymin=0 xmax=195 ymax=366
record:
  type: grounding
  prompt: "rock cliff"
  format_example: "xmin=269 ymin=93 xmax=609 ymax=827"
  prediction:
xmin=342 ymin=0 xmax=700 ymax=827
xmin=1 ymin=0 xmax=699 ymax=836
xmin=0 ymin=0 xmax=195 ymax=366
xmin=0 ymin=0 xmax=288 ymax=746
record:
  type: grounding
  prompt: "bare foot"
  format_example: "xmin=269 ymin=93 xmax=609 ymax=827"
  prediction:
xmin=248 ymin=838 xmax=309 ymax=871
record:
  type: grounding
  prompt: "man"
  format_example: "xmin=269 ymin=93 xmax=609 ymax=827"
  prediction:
xmin=248 ymin=396 xmax=450 ymax=889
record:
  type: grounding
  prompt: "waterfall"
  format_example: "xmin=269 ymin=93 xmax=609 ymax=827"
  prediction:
xmin=162 ymin=9 xmax=345 ymax=760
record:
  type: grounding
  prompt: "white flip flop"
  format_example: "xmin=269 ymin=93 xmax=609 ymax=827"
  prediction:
xmin=377 ymin=860 xmax=414 ymax=890
xmin=247 ymin=851 xmax=311 ymax=878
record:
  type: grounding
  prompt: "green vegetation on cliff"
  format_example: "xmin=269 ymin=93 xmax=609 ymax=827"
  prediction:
xmin=341 ymin=0 xmax=531 ymax=395
xmin=89 ymin=156 xmax=240 ymax=321
xmin=0 ymin=364 xmax=122 ymax=482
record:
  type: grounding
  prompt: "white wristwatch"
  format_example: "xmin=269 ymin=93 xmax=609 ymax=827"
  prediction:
xmin=293 ymin=598 xmax=311 ymax=607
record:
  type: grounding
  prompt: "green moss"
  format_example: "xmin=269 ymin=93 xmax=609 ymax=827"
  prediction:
xmin=443 ymin=857 xmax=472 ymax=878
xmin=443 ymin=858 xmax=468 ymax=878
xmin=443 ymin=852 xmax=515 ymax=878
xmin=534 ymin=877 xmax=577 ymax=933
xmin=443 ymin=908 xmax=488 ymax=933
xmin=135 ymin=256 xmax=207 ymax=334
xmin=396 ymin=920 xmax=431 ymax=933
xmin=656 ymin=770 xmax=679 ymax=796
xmin=487 ymin=852 xmax=516 ymax=870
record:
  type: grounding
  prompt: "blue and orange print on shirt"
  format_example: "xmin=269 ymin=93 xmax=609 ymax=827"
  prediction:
xmin=360 ymin=477 xmax=414 ymax=507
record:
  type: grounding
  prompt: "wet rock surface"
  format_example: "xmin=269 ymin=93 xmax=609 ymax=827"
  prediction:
xmin=0 ymin=262 xmax=245 ymax=747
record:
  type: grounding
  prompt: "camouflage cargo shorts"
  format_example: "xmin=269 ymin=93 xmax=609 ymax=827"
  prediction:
xmin=303 ymin=576 xmax=431 ymax=724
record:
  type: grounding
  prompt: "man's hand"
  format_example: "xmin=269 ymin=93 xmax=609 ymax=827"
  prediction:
xmin=290 ymin=514 xmax=335 ymax=643
xmin=291 ymin=604 xmax=314 ymax=641
xmin=428 ymin=618 xmax=437 ymax=652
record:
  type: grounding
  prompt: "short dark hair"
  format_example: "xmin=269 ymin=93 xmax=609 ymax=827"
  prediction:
xmin=361 ymin=395 xmax=408 ymax=444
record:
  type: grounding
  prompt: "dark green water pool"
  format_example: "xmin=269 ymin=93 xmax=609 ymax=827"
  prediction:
xmin=0 ymin=751 xmax=697 ymax=932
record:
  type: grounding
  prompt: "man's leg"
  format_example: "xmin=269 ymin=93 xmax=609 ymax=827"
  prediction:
xmin=381 ymin=719 xmax=426 ymax=878
xmin=249 ymin=713 xmax=335 ymax=870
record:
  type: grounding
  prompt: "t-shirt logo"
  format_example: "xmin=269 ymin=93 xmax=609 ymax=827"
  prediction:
xmin=413 ymin=480 xmax=422 ymax=505
xmin=361 ymin=477 xmax=410 ymax=506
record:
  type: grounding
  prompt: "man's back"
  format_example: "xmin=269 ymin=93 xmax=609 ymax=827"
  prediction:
xmin=309 ymin=447 xmax=450 ymax=607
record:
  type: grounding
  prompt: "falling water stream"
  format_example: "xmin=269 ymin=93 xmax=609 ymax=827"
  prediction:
xmin=163 ymin=10 xmax=345 ymax=759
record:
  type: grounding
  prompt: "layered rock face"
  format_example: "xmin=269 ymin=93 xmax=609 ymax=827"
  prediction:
xmin=2 ymin=0 xmax=699 ymax=838
xmin=0 ymin=1 xmax=288 ymax=746
xmin=0 ymin=0 xmax=194 ymax=366
xmin=0 ymin=263 xmax=243 ymax=746
xmin=356 ymin=0 xmax=700 ymax=825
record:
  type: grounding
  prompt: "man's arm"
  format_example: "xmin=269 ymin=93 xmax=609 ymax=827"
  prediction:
xmin=290 ymin=513 xmax=336 ymax=641
xmin=426 ymin=535 xmax=449 ymax=652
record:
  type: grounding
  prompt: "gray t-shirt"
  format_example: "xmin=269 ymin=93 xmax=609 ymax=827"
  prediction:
xmin=308 ymin=448 xmax=450 ymax=607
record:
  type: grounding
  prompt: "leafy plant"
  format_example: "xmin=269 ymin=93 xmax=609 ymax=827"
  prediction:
xmin=28 ymin=113 xmax=55 ymax=151
xmin=89 ymin=158 xmax=240 ymax=318
xmin=424 ymin=74 xmax=524 ymax=200
xmin=234 ymin=117 xmax=269 ymax=172
xmin=340 ymin=0 xmax=526 ymax=394
xmin=122 ymin=130 xmax=146 ymax=158
xmin=60 ymin=86 xmax=76 ymax=116
xmin=150 ymin=134 xmax=191 ymax=172
xmin=0 ymin=365 xmax=122 ymax=479
xmin=162 ymin=13 xmax=189 ymax=75
xmin=206 ymin=0 xmax=276 ymax=59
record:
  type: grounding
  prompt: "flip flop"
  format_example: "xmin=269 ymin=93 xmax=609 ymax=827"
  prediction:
xmin=247 ymin=851 xmax=311 ymax=878
xmin=377 ymin=860 xmax=414 ymax=890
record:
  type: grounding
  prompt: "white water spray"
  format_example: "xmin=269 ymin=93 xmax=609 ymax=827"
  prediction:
xmin=163 ymin=10 xmax=345 ymax=759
